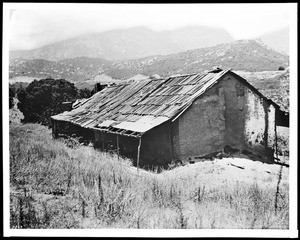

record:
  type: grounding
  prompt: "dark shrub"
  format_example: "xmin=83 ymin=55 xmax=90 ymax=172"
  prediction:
xmin=9 ymin=84 xmax=16 ymax=109
xmin=17 ymin=78 xmax=78 ymax=127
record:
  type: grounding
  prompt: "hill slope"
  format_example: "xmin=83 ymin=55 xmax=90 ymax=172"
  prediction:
xmin=104 ymin=39 xmax=289 ymax=79
xmin=9 ymin=57 xmax=111 ymax=82
xmin=9 ymin=26 xmax=234 ymax=61
xmin=10 ymin=39 xmax=289 ymax=81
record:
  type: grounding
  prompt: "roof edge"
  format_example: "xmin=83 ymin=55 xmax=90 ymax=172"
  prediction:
xmin=171 ymin=69 xmax=230 ymax=121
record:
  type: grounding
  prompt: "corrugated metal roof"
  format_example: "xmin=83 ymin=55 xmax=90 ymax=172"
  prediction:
xmin=52 ymin=69 xmax=273 ymax=137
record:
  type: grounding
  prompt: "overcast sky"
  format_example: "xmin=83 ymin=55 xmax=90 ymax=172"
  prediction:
xmin=8 ymin=3 xmax=292 ymax=51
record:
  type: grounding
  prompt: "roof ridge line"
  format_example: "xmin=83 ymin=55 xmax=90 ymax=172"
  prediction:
xmin=168 ymin=72 xmax=199 ymax=78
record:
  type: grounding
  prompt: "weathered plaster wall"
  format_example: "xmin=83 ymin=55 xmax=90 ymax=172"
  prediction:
xmin=140 ymin=122 xmax=173 ymax=167
xmin=244 ymin=88 xmax=276 ymax=155
xmin=218 ymin=74 xmax=247 ymax=148
xmin=175 ymin=73 xmax=247 ymax=161
xmin=244 ymin=89 xmax=266 ymax=147
xmin=217 ymin=73 xmax=275 ymax=158
xmin=174 ymin=72 xmax=276 ymax=162
xmin=176 ymin=86 xmax=226 ymax=161
xmin=267 ymin=104 xmax=276 ymax=149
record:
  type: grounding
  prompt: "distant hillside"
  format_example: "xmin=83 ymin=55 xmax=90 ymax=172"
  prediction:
xmin=256 ymin=27 xmax=289 ymax=55
xmin=104 ymin=39 xmax=289 ymax=79
xmin=9 ymin=26 xmax=234 ymax=61
xmin=9 ymin=57 xmax=111 ymax=82
xmin=235 ymin=70 xmax=290 ymax=112
xmin=9 ymin=40 xmax=289 ymax=82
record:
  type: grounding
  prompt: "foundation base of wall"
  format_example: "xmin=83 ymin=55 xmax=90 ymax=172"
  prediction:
xmin=186 ymin=145 xmax=275 ymax=164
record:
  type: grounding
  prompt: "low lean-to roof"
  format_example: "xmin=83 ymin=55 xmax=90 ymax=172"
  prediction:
xmin=51 ymin=69 xmax=279 ymax=138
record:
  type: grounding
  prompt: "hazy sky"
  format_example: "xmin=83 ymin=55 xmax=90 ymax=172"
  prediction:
xmin=7 ymin=3 xmax=292 ymax=51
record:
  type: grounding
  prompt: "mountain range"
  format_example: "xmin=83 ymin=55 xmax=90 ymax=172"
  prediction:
xmin=9 ymin=26 xmax=235 ymax=61
xmin=9 ymin=39 xmax=289 ymax=83
xmin=104 ymin=39 xmax=289 ymax=79
xmin=9 ymin=26 xmax=289 ymax=62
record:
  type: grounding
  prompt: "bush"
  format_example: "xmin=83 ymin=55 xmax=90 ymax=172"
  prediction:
xmin=77 ymin=88 xmax=93 ymax=99
xmin=17 ymin=78 xmax=78 ymax=127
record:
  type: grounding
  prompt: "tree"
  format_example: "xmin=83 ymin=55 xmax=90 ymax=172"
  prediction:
xmin=9 ymin=84 xmax=16 ymax=109
xmin=17 ymin=78 xmax=78 ymax=127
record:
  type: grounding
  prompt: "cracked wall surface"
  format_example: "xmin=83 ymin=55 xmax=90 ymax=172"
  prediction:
xmin=244 ymin=90 xmax=266 ymax=147
xmin=175 ymin=72 xmax=276 ymax=162
xmin=176 ymin=85 xmax=226 ymax=161
xmin=244 ymin=88 xmax=276 ymax=156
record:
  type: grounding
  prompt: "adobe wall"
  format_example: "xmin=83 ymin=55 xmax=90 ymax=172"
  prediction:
xmin=140 ymin=121 xmax=173 ymax=168
xmin=211 ymin=73 xmax=275 ymax=159
xmin=175 ymin=86 xmax=226 ymax=161
xmin=267 ymin=105 xmax=276 ymax=148
xmin=244 ymin=89 xmax=276 ymax=156
xmin=219 ymin=74 xmax=246 ymax=148
xmin=175 ymin=72 xmax=276 ymax=162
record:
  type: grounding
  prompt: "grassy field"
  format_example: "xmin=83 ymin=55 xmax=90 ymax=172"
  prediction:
xmin=9 ymin=123 xmax=289 ymax=229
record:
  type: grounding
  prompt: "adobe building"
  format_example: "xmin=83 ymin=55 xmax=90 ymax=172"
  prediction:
xmin=51 ymin=68 xmax=287 ymax=168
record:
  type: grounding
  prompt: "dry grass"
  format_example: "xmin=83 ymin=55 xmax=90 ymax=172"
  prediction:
xmin=276 ymin=126 xmax=289 ymax=163
xmin=9 ymin=123 xmax=289 ymax=229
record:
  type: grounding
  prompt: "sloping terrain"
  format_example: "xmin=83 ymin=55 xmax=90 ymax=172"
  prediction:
xmin=9 ymin=40 xmax=289 ymax=82
xmin=159 ymin=157 xmax=288 ymax=189
xmin=9 ymin=123 xmax=289 ymax=229
xmin=9 ymin=57 xmax=111 ymax=82
xmin=104 ymin=39 xmax=288 ymax=79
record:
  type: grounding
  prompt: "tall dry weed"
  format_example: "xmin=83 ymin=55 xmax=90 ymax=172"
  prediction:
xmin=9 ymin=123 xmax=289 ymax=229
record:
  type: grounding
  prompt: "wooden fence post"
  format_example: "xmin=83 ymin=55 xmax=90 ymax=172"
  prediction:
xmin=117 ymin=135 xmax=119 ymax=161
xmin=137 ymin=137 xmax=142 ymax=174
